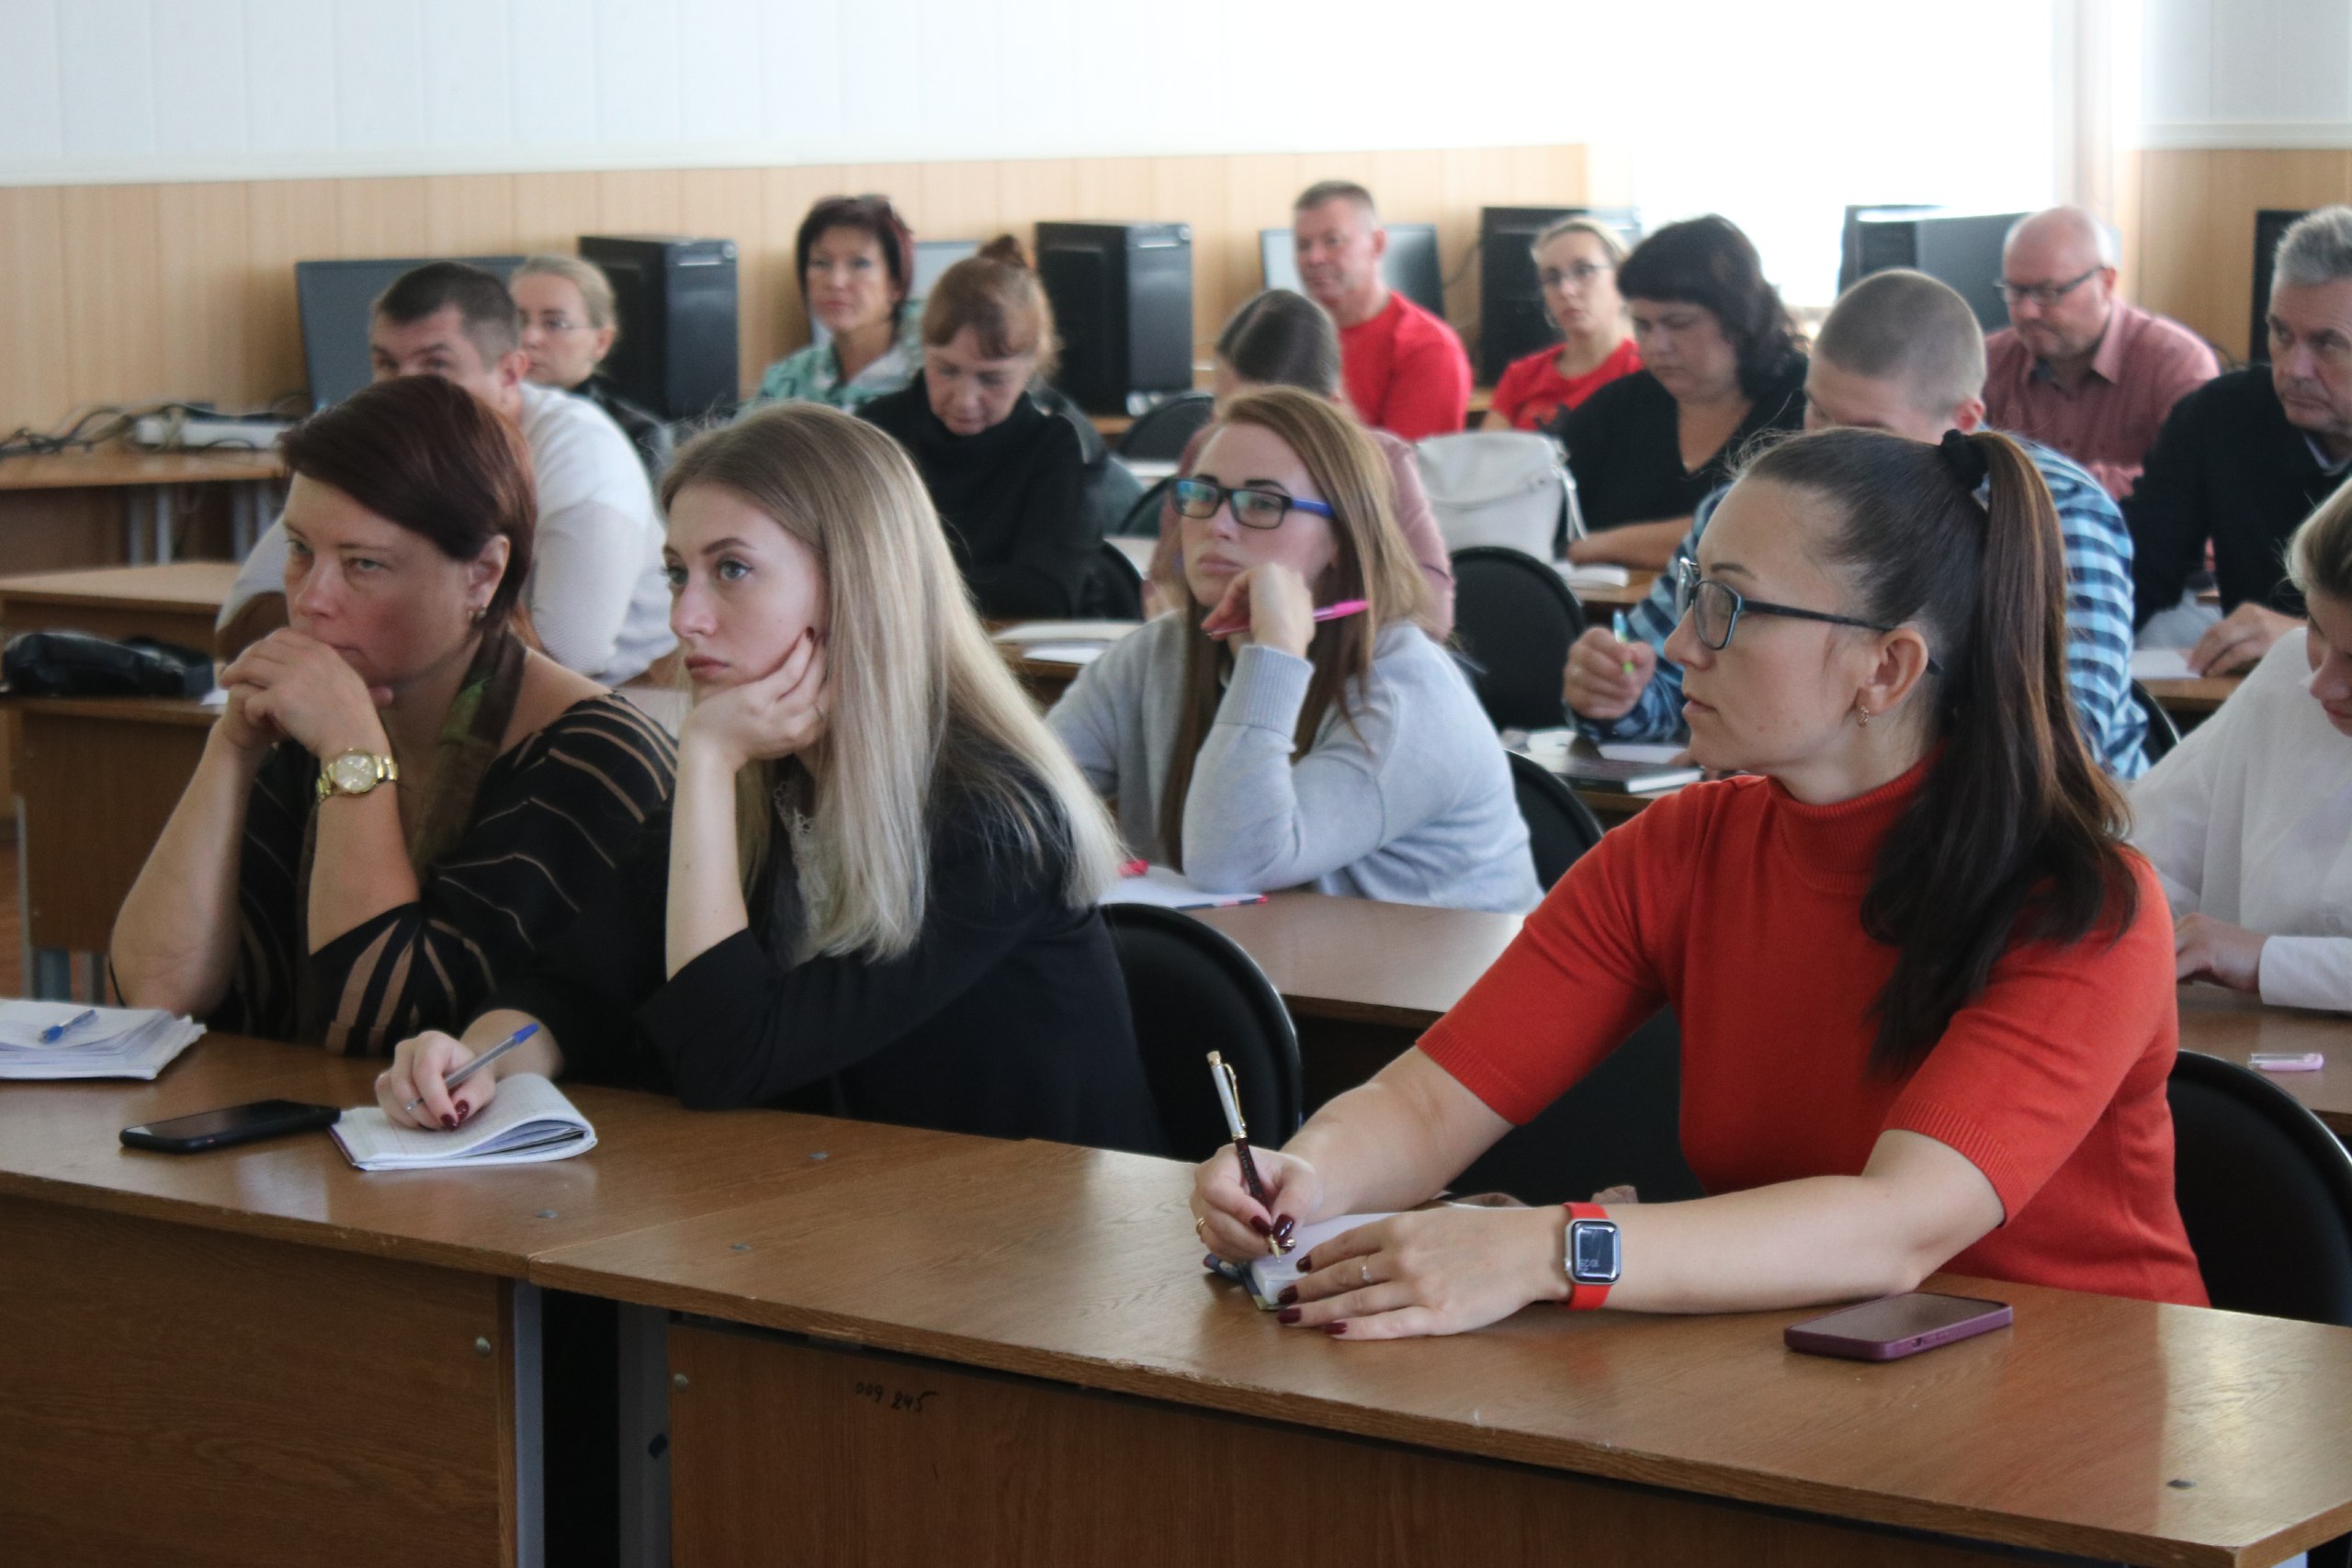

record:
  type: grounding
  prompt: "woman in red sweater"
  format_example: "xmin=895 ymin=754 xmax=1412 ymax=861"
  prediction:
xmin=1193 ymin=425 xmax=2206 ymax=1335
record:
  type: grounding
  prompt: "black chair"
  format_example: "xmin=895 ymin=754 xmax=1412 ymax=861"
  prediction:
xmin=2133 ymin=679 xmax=2184 ymax=764
xmin=1102 ymin=904 xmax=1304 ymax=1162
xmin=1113 ymin=474 xmax=1172 ymax=538
xmin=1506 ymin=750 xmax=1604 ymax=891
xmin=1115 ymin=390 xmax=1216 ymax=462
xmin=1452 ymin=1009 xmax=1703 ymax=1206
xmin=1085 ymin=538 xmax=1145 ymax=620
xmin=1450 ymin=546 xmax=1588 ymax=730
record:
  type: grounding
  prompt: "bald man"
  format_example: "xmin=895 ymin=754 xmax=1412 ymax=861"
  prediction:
xmin=1984 ymin=206 xmax=2218 ymax=499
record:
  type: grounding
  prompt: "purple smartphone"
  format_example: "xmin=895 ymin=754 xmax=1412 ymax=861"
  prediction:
xmin=1783 ymin=1292 xmax=2013 ymax=1361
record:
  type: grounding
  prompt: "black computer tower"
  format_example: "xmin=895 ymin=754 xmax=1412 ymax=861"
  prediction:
xmin=576 ymin=234 xmax=740 ymax=421
xmin=1034 ymin=221 xmax=1193 ymax=416
xmin=1476 ymin=206 xmax=1642 ymax=383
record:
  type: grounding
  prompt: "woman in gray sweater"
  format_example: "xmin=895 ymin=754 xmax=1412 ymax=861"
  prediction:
xmin=1049 ymin=388 xmax=1539 ymax=913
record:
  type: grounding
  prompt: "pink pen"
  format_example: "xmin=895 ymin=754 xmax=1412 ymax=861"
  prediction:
xmin=1204 ymin=598 xmax=1370 ymax=640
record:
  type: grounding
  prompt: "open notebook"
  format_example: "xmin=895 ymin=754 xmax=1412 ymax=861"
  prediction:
xmin=329 ymin=1074 xmax=596 ymax=1171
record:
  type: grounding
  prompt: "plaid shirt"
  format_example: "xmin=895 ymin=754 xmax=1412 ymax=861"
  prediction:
xmin=746 ymin=308 xmax=925 ymax=412
xmin=1579 ymin=435 xmax=2149 ymax=778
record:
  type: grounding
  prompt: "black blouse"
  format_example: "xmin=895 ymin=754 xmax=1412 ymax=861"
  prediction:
xmin=862 ymin=380 xmax=1097 ymax=618
xmin=483 ymin=761 xmax=1164 ymax=1155
xmin=1554 ymin=355 xmax=1809 ymax=531
xmin=214 ymin=694 xmax=677 ymax=1056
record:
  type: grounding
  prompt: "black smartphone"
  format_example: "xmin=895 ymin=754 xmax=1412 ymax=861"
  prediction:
xmin=120 ymin=1100 xmax=341 ymax=1154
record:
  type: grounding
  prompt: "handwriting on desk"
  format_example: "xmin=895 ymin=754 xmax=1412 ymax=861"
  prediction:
xmin=854 ymin=1380 xmax=939 ymax=1415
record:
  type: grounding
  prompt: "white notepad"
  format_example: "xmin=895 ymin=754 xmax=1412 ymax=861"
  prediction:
xmin=2131 ymin=647 xmax=2197 ymax=681
xmin=329 ymin=1074 xmax=596 ymax=1170
xmin=0 ymin=1000 xmax=204 ymax=1080
xmin=1245 ymin=1213 xmax=1398 ymax=1309
xmin=1099 ymin=864 xmax=1266 ymax=909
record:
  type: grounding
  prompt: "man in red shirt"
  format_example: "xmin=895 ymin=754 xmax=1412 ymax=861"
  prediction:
xmin=1292 ymin=181 xmax=1473 ymax=442
xmin=1984 ymin=205 xmax=2219 ymax=499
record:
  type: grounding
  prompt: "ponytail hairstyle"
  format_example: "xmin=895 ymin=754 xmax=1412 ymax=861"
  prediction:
xmin=920 ymin=235 xmax=1058 ymax=382
xmin=1738 ymin=425 xmax=2137 ymax=1075
xmin=1157 ymin=387 xmax=1430 ymax=869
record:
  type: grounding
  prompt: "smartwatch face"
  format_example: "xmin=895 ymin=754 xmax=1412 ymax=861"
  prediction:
xmin=1570 ymin=1220 xmax=1622 ymax=1283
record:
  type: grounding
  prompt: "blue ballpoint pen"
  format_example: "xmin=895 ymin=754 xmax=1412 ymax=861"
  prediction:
xmin=39 ymin=1009 xmax=97 ymax=1044
xmin=402 ymin=1022 xmax=541 ymax=1115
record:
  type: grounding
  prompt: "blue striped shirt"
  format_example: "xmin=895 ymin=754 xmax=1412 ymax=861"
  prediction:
xmin=1578 ymin=436 xmax=2149 ymax=778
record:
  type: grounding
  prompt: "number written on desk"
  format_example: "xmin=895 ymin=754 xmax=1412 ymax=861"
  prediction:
xmin=854 ymin=1379 xmax=940 ymax=1415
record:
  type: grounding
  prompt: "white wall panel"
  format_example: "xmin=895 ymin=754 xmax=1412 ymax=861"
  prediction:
xmin=243 ymin=0 xmax=338 ymax=158
xmin=153 ymin=5 xmax=252 ymax=158
xmin=758 ymin=0 xmax=839 ymax=146
xmin=680 ymin=0 xmax=763 ymax=146
xmin=594 ymin=0 xmax=683 ymax=146
xmin=424 ymin=0 xmax=514 ymax=151
xmin=2143 ymin=0 xmax=2352 ymax=144
xmin=507 ymin=0 xmax=599 ymax=150
xmin=57 ymin=0 xmax=155 ymax=161
xmin=0 ymin=0 xmax=65 ymax=165
xmin=332 ymin=0 xmax=427 ymax=151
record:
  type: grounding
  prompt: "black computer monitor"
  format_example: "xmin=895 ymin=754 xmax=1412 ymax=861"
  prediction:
xmin=294 ymin=255 xmax=526 ymax=411
xmin=1847 ymin=209 xmax=2023 ymax=333
xmin=1259 ymin=223 xmax=1447 ymax=319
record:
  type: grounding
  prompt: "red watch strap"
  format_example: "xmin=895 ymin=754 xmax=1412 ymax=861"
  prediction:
xmin=1563 ymin=1201 xmax=1612 ymax=1311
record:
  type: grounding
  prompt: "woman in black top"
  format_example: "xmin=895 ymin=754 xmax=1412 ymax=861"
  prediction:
xmin=513 ymin=254 xmax=674 ymax=482
xmin=1552 ymin=215 xmax=1807 ymax=571
xmin=112 ymin=377 xmax=675 ymax=1056
xmin=376 ymin=402 xmax=1161 ymax=1154
xmin=860 ymin=236 xmax=1098 ymax=619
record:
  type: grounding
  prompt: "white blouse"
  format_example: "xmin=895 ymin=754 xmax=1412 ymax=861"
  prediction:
xmin=2130 ymin=628 xmax=2352 ymax=1012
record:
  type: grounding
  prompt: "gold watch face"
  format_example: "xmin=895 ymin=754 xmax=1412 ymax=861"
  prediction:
xmin=329 ymin=751 xmax=380 ymax=795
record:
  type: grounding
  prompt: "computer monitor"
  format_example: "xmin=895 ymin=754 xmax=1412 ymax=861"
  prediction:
xmin=810 ymin=239 xmax=978 ymax=349
xmin=1260 ymin=223 xmax=1447 ymax=320
xmin=294 ymin=255 xmax=526 ymax=411
xmin=1847 ymin=209 xmax=2023 ymax=333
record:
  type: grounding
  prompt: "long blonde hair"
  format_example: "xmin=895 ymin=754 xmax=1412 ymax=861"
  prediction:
xmin=1159 ymin=388 xmax=1430 ymax=868
xmin=662 ymin=403 xmax=1121 ymax=959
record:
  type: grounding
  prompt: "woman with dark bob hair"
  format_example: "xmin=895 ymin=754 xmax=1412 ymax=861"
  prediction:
xmin=113 ymin=375 xmax=675 ymax=1058
xmin=748 ymin=194 xmax=924 ymax=412
xmin=1553 ymin=214 xmax=1808 ymax=570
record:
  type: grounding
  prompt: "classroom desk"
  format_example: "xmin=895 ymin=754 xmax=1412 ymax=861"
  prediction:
xmin=0 ymin=446 xmax=282 ymax=563
xmin=533 ymin=1131 xmax=2352 ymax=1568
xmin=0 ymin=559 xmax=240 ymax=649
xmin=2178 ymin=984 xmax=2352 ymax=1136
xmin=0 ymin=1032 xmax=976 ymax=1568
xmin=2141 ymin=673 xmax=2243 ymax=721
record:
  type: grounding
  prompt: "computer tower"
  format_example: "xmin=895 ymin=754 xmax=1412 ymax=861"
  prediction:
xmin=1035 ymin=221 xmax=1194 ymax=415
xmin=576 ymin=235 xmax=740 ymax=421
xmin=1476 ymin=206 xmax=1642 ymax=383
xmin=2250 ymin=209 xmax=2311 ymax=363
xmin=1849 ymin=209 xmax=2023 ymax=333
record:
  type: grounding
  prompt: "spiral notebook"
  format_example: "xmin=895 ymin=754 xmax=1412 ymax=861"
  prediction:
xmin=329 ymin=1074 xmax=596 ymax=1170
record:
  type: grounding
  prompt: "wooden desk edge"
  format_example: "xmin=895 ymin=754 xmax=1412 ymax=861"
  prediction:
xmin=0 ymin=694 xmax=217 ymax=725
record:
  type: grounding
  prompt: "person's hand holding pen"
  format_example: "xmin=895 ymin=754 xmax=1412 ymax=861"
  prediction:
xmin=1562 ymin=616 xmax=1656 ymax=722
xmin=1193 ymin=1050 xmax=1319 ymax=1258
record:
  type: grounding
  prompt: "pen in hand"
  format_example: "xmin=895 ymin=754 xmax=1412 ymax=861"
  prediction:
xmin=1208 ymin=1051 xmax=1286 ymax=1256
xmin=403 ymin=1022 xmax=540 ymax=1117
xmin=1612 ymin=610 xmax=1636 ymax=677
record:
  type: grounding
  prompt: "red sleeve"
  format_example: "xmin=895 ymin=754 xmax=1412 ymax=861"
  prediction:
xmin=1489 ymin=355 xmax=1542 ymax=428
xmin=1418 ymin=782 xmax=1720 ymax=1122
xmin=1884 ymin=857 xmax=2177 ymax=1220
xmin=1380 ymin=315 xmax=1473 ymax=441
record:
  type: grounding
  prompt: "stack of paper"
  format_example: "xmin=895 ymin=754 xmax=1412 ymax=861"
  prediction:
xmin=0 ymin=1001 xmax=204 ymax=1080
xmin=329 ymin=1074 xmax=597 ymax=1170
xmin=992 ymin=620 xmax=1145 ymax=667
xmin=1555 ymin=561 xmax=1633 ymax=590
xmin=1100 ymin=865 xmax=1266 ymax=910
xmin=1245 ymin=1213 xmax=1398 ymax=1308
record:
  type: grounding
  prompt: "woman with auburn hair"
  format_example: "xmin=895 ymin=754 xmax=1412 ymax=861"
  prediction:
xmin=375 ymin=402 xmax=1161 ymax=1152
xmin=1193 ymin=426 xmax=2204 ymax=1335
xmin=860 ymin=235 xmax=1099 ymax=618
xmin=113 ymin=376 xmax=675 ymax=1056
xmin=1051 ymin=387 xmax=1538 ymax=913
xmin=747 ymin=194 xmax=923 ymax=413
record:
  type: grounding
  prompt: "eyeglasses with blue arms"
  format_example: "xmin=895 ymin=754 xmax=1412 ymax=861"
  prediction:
xmin=1170 ymin=477 xmax=1335 ymax=532
xmin=1673 ymin=558 xmax=1942 ymax=676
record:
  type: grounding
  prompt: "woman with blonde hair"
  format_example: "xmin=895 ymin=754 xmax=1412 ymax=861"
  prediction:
xmin=1051 ymin=387 xmax=1538 ymax=912
xmin=376 ymin=402 xmax=1161 ymax=1151
xmin=1482 ymin=217 xmax=1641 ymax=432
xmin=511 ymin=254 xmax=673 ymax=479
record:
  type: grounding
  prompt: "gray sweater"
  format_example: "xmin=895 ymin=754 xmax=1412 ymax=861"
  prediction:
xmin=1048 ymin=616 xmax=1541 ymax=913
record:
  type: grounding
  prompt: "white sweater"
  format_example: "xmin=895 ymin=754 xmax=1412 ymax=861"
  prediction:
xmin=224 ymin=383 xmax=674 ymax=686
xmin=2130 ymin=628 xmax=2352 ymax=1012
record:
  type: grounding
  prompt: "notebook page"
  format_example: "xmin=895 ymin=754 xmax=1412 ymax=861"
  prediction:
xmin=1245 ymin=1213 xmax=1398 ymax=1308
xmin=330 ymin=1074 xmax=595 ymax=1170
xmin=1099 ymin=865 xmax=1265 ymax=909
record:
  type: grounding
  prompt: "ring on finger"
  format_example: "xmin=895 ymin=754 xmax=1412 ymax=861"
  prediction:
xmin=1359 ymin=1261 xmax=1373 ymax=1286
xmin=1194 ymin=1215 xmax=1209 ymax=1237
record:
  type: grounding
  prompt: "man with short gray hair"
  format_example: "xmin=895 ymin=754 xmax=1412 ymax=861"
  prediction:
xmin=1984 ymin=206 xmax=2218 ymax=500
xmin=2123 ymin=205 xmax=2352 ymax=674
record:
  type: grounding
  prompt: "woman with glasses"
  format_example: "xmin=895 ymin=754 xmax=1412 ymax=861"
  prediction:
xmin=1050 ymin=388 xmax=1538 ymax=912
xmin=1550 ymin=215 xmax=1807 ymax=571
xmin=746 ymin=195 xmax=924 ymax=413
xmin=512 ymin=255 xmax=673 ymax=481
xmin=1192 ymin=424 xmax=2205 ymax=1334
xmin=1483 ymin=219 xmax=1641 ymax=433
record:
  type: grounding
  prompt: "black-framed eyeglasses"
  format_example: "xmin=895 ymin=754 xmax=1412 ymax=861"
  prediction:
xmin=1995 ymin=266 xmax=2101 ymax=308
xmin=1170 ymin=476 xmax=1335 ymax=531
xmin=1673 ymin=558 xmax=1942 ymax=675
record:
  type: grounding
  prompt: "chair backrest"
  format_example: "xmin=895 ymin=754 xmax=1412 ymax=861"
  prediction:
xmin=1085 ymin=539 xmax=1145 ymax=620
xmin=2133 ymin=679 xmax=2184 ymax=764
xmin=1449 ymin=546 xmax=1588 ymax=730
xmin=1101 ymin=904 xmax=1304 ymax=1163
xmin=1116 ymin=391 xmax=1216 ymax=461
xmin=1506 ymin=750 xmax=1604 ymax=890
xmin=1114 ymin=475 xmax=1172 ymax=538
xmin=2169 ymin=1050 xmax=2352 ymax=1326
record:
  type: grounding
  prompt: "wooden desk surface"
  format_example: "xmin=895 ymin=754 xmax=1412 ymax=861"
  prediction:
xmin=2177 ymin=984 xmax=2352 ymax=1134
xmin=0 ymin=1033 xmax=976 ymax=1277
xmin=1195 ymin=892 xmax=1519 ymax=1029
xmin=2141 ymin=674 xmax=2242 ymax=718
xmin=0 ymin=447 xmax=285 ymax=491
xmin=0 ymin=559 xmax=239 ymax=612
xmin=536 ymin=1133 xmax=2352 ymax=1567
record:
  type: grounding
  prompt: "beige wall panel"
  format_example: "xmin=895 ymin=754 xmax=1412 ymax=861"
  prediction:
xmin=512 ymin=172 xmax=602 ymax=254
xmin=59 ymin=186 xmax=164 ymax=414
xmin=334 ymin=178 xmax=430 ymax=259
xmin=424 ymin=175 xmax=520 ymax=255
xmin=0 ymin=188 xmax=73 ymax=433
xmin=156 ymin=184 xmax=255 ymax=412
xmin=245 ymin=180 xmax=344 ymax=410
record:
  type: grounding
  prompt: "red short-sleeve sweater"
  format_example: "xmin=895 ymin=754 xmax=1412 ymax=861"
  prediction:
xmin=1418 ymin=761 xmax=2207 ymax=1306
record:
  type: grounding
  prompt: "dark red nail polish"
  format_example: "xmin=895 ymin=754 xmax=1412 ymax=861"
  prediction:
xmin=1274 ymin=1214 xmax=1296 ymax=1238
xmin=1248 ymin=1215 xmax=1272 ymax=1236
xmin=1276 ymin=1285 xmax=1298 ymax=1305
xmin=441 ymin=1113 xmax=458 ymax=1129
xmin=1276 ymin=1307 xmax=1301 ymax=1325
xmin=1326 ymin=1321 xmax=1349 ymax=1337
xmin=1295 ymin=1255 xmax=1314 ymax=1273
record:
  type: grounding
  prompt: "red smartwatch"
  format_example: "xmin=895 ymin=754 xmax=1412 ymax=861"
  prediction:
xmin=1562 ymin=1201 xmax=1621 ymax=1311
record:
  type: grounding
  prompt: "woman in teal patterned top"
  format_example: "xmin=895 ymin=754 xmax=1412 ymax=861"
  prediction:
xmin=748 ymin=195 xmax=925 ymax=412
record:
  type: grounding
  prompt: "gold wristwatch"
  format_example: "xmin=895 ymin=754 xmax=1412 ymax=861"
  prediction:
xmin=316 ymin=749 xmax=399 ymax=803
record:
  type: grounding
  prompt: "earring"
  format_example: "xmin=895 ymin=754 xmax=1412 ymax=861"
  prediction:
xmin=1854 ymin=705 xmax=1872 ymax=728
xmin=469 ymin=605 xmax=487 ymax=625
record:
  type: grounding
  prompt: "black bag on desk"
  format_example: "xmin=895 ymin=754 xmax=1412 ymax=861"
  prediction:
xmin=2 ymin=630 xmax=214 ymax=697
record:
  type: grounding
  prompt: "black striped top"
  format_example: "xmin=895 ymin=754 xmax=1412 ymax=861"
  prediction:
xmin=213 ymin=693 xmax=675 ymax=1056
